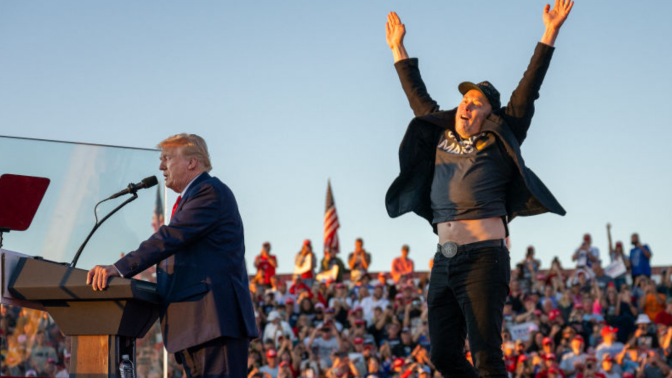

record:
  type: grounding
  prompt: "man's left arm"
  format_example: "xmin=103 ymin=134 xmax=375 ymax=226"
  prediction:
xmin=87 ymin=183 xmax=222 ymax=290
xmin=503 ymin=0 xmax=574 ymax=145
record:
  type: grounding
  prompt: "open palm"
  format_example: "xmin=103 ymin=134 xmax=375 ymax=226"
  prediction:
xmin=543 ymin=0 xmax=574 ymax=30
xmin=386 ymin=12 xmax=406 ymax=49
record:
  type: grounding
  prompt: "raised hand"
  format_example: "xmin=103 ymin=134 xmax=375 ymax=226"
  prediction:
xmin=543 ymin=0 xmax=574 ymax=31
xmin=386 ymin=12 xmax=406 ymax=50
xmin=386 ymin=12 xmax=409 ymax=62
xmin=540 ymin=0 xmax=575 ymax=46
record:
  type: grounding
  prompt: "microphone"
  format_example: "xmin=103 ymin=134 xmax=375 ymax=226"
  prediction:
xmin=107 ymin=176 xmax=158 ymax=200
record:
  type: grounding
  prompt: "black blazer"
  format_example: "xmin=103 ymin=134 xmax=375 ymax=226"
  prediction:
xmin=386 ymin=43 xmax=566 ymax=232
xmin=115 ymin=172 xmax=258 ymax=353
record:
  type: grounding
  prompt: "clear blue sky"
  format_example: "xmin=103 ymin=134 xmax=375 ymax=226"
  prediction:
xmin=1 ymin=1 xmax=671 ymax=274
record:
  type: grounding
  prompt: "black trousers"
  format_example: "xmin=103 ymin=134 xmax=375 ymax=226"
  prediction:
xmin=175 ymin=337 xmax=250 ymax=378
xmin=427 ymin=246 xmax=510 ymax=378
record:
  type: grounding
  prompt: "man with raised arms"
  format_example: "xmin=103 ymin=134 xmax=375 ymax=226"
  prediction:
xmin=385 ymin=2 xmax=573 ymax=376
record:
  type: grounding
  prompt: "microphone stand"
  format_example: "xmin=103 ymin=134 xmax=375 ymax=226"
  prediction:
xmin=70 ymin=193 xmax=138 ymax=268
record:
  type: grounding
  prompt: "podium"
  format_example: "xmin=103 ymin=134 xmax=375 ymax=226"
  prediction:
xmin=7 ymin=256 xmax=160 ymax=378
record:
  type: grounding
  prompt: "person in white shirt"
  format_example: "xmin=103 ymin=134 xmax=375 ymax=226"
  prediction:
xmin=560 ymin=334 xmax=589 ymax=378
xmin=263 ymin=311 xmax=296 ymax=346
xmin=572 ymin=233 xmax=600 ymax=276
xmin=360 ymin=284 xmax=390 ymax=323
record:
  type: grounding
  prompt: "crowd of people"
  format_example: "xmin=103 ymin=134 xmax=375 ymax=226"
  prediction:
xmin=2 ymin=226 xmax=671 ymax=378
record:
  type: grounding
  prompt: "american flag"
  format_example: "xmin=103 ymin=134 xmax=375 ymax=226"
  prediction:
xmin=324 ymin=180 xmax=340 ymax=254
xmin=151 ymin=185 xmax=164 ymax=233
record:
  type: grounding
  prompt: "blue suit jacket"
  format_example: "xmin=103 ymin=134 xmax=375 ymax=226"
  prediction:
xmin=115 ymin=172 xmax=258 ymax=353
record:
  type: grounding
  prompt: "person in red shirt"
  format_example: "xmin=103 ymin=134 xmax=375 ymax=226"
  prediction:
xmin=655 ymin=302 xmax=672 ymax=326
xmin=254 ymin=242 xmax=278 ymax=287
xmin=390 ymin=245 xmax=414 ymax=284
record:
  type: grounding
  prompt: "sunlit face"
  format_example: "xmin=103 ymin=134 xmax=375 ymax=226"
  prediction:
xmin=571 ymin=339 xmax=584 ymax=353
xmin=455 ymin=90 xmax=492 ymax=139
xmin=160 ymin=147 xmax=196 ymax=193
xmin=601 ymin=359 xmax=613 ymax=372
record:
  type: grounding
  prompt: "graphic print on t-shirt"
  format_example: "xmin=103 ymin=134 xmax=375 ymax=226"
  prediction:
xmin=437 ymin=131 xmax=493 ymax=155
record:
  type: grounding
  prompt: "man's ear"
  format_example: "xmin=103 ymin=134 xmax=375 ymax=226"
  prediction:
xmin=188 ymin=157 xmax=199 ymax=170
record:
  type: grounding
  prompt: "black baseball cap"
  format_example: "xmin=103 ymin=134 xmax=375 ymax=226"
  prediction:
xmin=458 ymin=81 xmax=501 ymax=109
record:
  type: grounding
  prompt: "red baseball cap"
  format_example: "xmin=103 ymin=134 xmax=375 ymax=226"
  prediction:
xmin=544 ymin=353 xmax=556 ymax=361
xmin=285 ymin=297 xmax=295 ymax=304
xmin=353 ymin=337 xmax=364 ymax=344
xmin=303 ymin=239 xmax=312 ymax=246
xmin=583 ymin=234 xmax=591 ymax=241
xmin=601 ymin=325 xmax=618 ymax=336
xmin=549 ymin=309 xmax=561 ymax=321
xmin=543 ymin=337 xmax=553 ymax=345
xmin=393 ymin=358 xmax=405 ymax=368
xmin=573 ymin=335 xmax=584 ymax=342
xmin=266 ymin=349 xmax=277 ymax=358
xmin=279 ymin=361 xmax=289 ymax=368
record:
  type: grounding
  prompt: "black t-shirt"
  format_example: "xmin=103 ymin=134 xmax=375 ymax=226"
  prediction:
xmin=431 ymin=130 xmax=514 ymax=223
xmin=391 ymin=342 xmax=417 ymax=358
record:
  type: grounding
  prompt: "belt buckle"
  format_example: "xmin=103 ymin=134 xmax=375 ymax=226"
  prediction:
xmin=440 ymin=241 xmax=458 ymax=258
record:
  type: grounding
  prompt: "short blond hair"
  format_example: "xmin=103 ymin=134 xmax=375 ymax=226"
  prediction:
xmin=158 ymin=133 xmax=212 ymax=172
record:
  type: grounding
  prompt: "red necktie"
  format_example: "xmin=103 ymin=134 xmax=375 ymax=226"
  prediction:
xmin=171 ymin=195 xmax=182 ymax=219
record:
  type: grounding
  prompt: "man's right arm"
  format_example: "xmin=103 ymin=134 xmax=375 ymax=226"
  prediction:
xmin=386 ymin=12 xmax=440 ymax=117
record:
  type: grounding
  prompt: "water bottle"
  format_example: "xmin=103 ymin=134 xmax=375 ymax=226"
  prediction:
xmin=119 ymin=354 xmax=135 ymax=378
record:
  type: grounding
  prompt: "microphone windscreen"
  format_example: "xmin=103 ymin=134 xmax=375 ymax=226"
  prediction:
xmin=142 ymin=176 xmax=159 ymax=189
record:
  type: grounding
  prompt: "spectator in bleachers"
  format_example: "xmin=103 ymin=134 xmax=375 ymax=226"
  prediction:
xmin=255 ymin=242 xmax=278 ymax=287
xmin=598 ymin=353 xmax=620 ymax=378
xmin=596 ymin=326 xmax=624 ymax=363
xmin=390 ymin=245 xmax=414 ymax=284
xmin=29 ymin=331 xmax=57 ymax=376
xmin=592 ymin=262 xmax=614 ymax=293
xmin=360 ymin=284 xmax=389 ymax=324
xmin=637 ymin=278 xmax=665 ymax=323
xmin=306 ymin=322 xmax=343 ymax=368
xmin=658 ymin=269 xmax=672 ymax=298
xmin=572 ymin=234 xmax=600 ymax=278
xmin=270 ymin=278 xmax=290 ymax=305
xmin=654 ymin=300 xmax=672 ymax=326
xmin=391 ymin=327 xmax=415 ymax=358
xmin=263 ymin=311 xmax=296 ymax=346
xmin=295 ymin=240 xmax=316 ymax=288
xmin=320 ymin=247 xmax=346 ymax=283
xmin=260 ymin=349 xmax=280 ymax=378
xmin=629 ymin=233 xmax=652 ymax=281
xmin=635 ymin=349 xmax=670 ymax=378
xmin=606 ymin=223 xmax=630 ymax=290
xmin=559 ymin=334 xmax=589 ymax=378
xmin=348 ymin=238 xmax=371 ymax=282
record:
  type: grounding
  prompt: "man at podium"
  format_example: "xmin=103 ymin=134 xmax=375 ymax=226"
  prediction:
xmin=87 ymin=133 xmax=258 ymax=378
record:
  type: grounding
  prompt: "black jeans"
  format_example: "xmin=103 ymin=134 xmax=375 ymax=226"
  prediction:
xmin=427 ymin=246 xmax=510 ymax=378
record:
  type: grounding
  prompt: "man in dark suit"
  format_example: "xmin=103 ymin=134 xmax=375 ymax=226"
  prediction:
xmin=87 ymin=133 xmax=258 ymax=378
